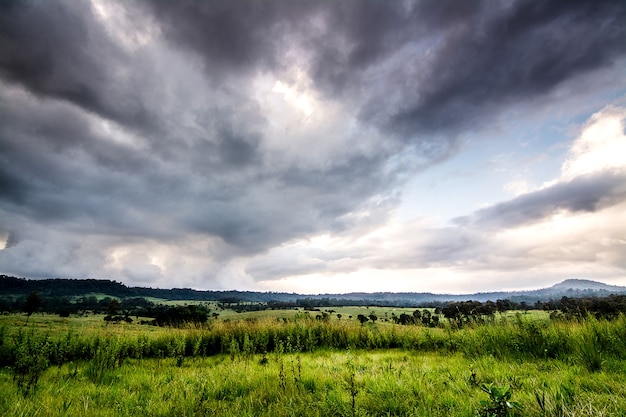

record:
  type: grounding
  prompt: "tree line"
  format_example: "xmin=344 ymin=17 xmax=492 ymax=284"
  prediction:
xmin=5 ymin=291 xmax=626 ymax=329
xmin=1 ymin=291 xmax=215 ymax=326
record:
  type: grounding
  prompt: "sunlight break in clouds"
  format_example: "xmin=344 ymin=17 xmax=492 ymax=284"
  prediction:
xmin=272 ymin=81 xmax=314 ymax=117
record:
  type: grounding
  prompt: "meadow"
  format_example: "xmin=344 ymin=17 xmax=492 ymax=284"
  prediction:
xmin=1 ymin=311 xmax=626 ymax=416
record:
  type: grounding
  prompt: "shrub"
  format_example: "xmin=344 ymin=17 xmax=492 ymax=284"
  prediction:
xmin=11 ymin=330 xmax=50 ymax=396
xmin=477 ymin=383 xmax=521 ymax=417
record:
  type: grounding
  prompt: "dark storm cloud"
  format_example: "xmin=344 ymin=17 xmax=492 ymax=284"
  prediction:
xmin=0 ymin=87 xmax=160 ymax=230
xmin=0 ymin=83 xmax=394 ymax=256
xmin=384 ymin=0 xmax=626 ymax=137
xmin=0 ymin=0 xmax=156 ymax=131
xmin=455 ymin=171 xmax=626 ymax=229
xmin=148 ymin=0 xmax=626 ymax=142
xmin=144 ymin=0 xmax=309 ymax=77
xmin=146 ymin=0 xmax=482 ymax=87
xmin=0 ymin=0 xmax=401 ymax=255
xmin=0 ymin=1 xmax=272 ymax=249
xmin=1 ymin=0 xmax=625 ymax=286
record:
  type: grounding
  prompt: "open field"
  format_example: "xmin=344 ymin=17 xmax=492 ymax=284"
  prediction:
xmin=218 ymin=305 xmax=439 ymax=321
xmin=0 ymin=306 xmax=549 ymax=328
xmin=1 ymin=311 xmax=626 ymax=416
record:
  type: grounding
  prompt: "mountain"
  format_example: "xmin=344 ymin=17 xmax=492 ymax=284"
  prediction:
xmin=1 ymin=275 xmax=625 ymax=306
xmin=549 ymin=278 xmax=625 ymax=292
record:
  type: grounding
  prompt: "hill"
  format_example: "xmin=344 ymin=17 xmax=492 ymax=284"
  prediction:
xmin=549 ymin=278 xmax=626 ymax=292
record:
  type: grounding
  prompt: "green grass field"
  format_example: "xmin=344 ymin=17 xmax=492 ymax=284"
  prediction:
xmin=217 ymin=305 xmax=430 ymax=321
xmin=1 ymin=311 xmax=625 ymax=416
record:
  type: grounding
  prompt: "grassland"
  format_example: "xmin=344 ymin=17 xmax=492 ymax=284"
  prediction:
xmin=1 ymin=311 xmax=626 ymax=416
xmin=218 ymin=305 xmax=431 ymax=321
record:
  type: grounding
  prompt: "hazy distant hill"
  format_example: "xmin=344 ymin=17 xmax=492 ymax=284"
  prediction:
xmin=549 ymin=278 xmax=626 ymax=292
xmin=1 ymin=275 xmax=625 ymax=306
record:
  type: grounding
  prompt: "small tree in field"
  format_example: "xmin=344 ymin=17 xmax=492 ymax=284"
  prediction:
xmin=107 ymin=299 xmax=122 ymax=316
xmin=24 ymin=292 xmax=42 ymax=318
xmin=357 ymin=314 xmax=369 ymax=324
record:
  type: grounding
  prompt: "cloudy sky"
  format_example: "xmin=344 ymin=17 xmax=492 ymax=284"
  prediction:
xmin=1 ymin=0 xmax=625 ymax=294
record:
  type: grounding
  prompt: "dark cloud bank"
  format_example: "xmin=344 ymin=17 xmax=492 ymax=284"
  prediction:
xmin=455 ymin=171 xmax=626 ymax=229
xmin=1 ymin=0 xmax=625 ymax=286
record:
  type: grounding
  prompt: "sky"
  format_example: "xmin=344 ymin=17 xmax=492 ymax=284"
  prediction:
xmin=1 ymin=0 xmax=626 ymax=294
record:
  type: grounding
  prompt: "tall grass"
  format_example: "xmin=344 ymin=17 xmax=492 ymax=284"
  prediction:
xmin=1 ymin=313 xmax=626 ymax=416
xmin=2 ymin=313 xmax=626 ymax=372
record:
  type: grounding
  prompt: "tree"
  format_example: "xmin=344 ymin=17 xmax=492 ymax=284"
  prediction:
xmin=23 ymin=291 xmax=41 ymax=317
xmin=496 ymin=299 xmax=511 ymax=314
xmin=357 ymin=314 xmax=369 ymax=324
xmin=154 ymin=305 xmax=209 ymax=327
xmin=368 ymin=312 xmax=378 ymax=323
xmin=107 ymin=299 xmax=122 ymax=316
xmin=395 ymin=313 xmax=410 ymax=325
xmin=483 ymin=301 xmax=497 ymax=316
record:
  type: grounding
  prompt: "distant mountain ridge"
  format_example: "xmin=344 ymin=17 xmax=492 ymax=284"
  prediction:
xmin=550 ymin=279 xmax=625 ymax=291
xmin=1 ymin=275 xmax=625 ymax=306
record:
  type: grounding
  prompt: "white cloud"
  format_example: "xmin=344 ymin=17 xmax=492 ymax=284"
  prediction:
xmin=561 ymin=106 xmax=626 ymax=179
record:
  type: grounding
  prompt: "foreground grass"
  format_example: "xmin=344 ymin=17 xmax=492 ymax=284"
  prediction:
xmin=2 ymin=350 xmax=625 ymax=417
xmin=1 ymin=312 xmax=626 ymax=416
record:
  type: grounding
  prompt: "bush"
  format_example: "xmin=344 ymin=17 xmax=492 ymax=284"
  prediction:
xmin=477 ymin=383 xmax=521 ymax=417
xmin=11 ymin=330 xmax=50 ymax=396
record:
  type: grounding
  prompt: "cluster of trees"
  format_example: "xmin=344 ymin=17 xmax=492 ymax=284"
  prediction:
xmin=544 ymin=295 xmax=626 ymax=320
xmin=389 ymin=299 xmax=536 ymax=328
xmin=391 ymin=309 xmax=441 ymax=327
xmin=152 ymin=305 xmax=212 ymax=326
xmin=105 ymin=303 xmax=215 ymax=326
xmin=390 ymin=296 xmax=626 ymax=328
xmin=223 ymin=302 xmax=270 ymax=313
xmin=1 ymin=291 xmax=215 ymax=327
xmin=0 ymin=276 xmax=131 ymax=297
xmin=0 ymin=293 xmax=156 ymax=317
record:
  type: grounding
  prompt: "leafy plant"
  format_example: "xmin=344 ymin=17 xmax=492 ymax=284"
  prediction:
xmin=477 ymin=383 xmax=521 ymax=417
xmin=12 ymin=331 xmax=50 ymax=396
